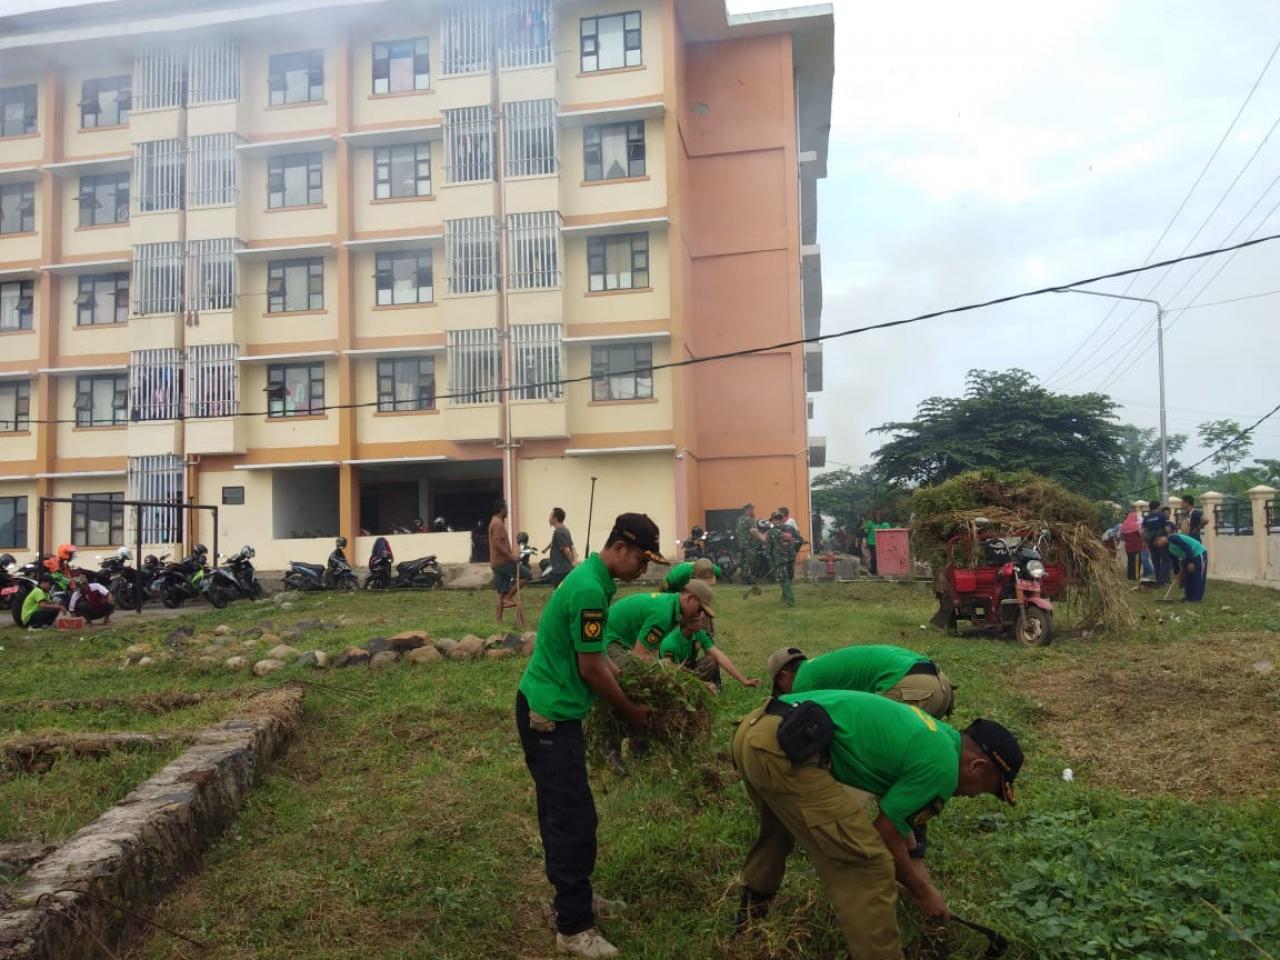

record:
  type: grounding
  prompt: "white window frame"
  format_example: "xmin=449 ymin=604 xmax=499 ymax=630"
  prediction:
xmin=508 ymin=211 xmax=561 ymax=290
xmin=512 ymin=323 xmax=563 ymax=400
xmin=446 ymin=328 xmax=500 ymax=405
xmin=445 ymin=216 xmax=498 ymax=295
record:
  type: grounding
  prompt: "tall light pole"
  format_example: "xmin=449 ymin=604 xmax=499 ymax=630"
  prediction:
xmin=1056 ymin=289 xmax=1169 ymax=504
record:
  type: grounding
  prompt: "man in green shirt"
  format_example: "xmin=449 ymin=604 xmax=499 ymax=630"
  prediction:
xmin=863 ymin=512 xmax=891 ymax=575
xmin=657 ymin=614 xmax=759 ymax=691
xmin=731 ymin=691 xmax=1022 ymax=957
xmin=21 ymin=574 xmax=64 ymax=629
xmin=516 ymin=513 xmax=665 ymax=959
xmin=766 ymin=644 xmax=955 ymax=719
xmin=603 ymin=581 xmax=713 ymax=667
xmin=660 ymin=557 xmax=719 ymax=593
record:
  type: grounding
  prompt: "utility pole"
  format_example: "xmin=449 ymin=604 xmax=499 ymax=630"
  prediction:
xmin=1057 ymin=289 xmax=1169 ymax=503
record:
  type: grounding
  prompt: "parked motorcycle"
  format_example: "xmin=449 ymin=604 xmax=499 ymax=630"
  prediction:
xmin=110 ymin=552 xmax=170 ymax=609
xmin=157 ymin=546 xmax=210 ymax=609
xmin=680 ymin=526 xmax=708 ymax=561
xmin=6 ymin=556 xmax=72 ymax=626
xmin=205 ymin=546 xmax=262 ymax=608
xmin=363 ymin=538 xmax=443 ymax=589
xmin=285 ymin=538 xmax=358 ymax=591
xmin=705 ymin=530 xmax=738 ymax=583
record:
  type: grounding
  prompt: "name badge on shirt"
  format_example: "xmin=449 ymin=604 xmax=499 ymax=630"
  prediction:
xmin=582 ymin=609 xmax=604 ymax=641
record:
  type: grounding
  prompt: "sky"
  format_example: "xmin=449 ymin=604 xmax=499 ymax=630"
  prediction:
xmin=3 ymin=0 xmax=1278 ymax=481
xmin=726 ymin=0 xmax=1280 ymax=480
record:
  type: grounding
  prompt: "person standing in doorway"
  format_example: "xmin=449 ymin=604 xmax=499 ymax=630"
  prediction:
xmin=490 ymin=499 xmax=525 ymax=629
xmin=864 ymin=512 xmax=883 ymax=575
xmin=544 ymin=507 xmax=577 ymax=587
xmin=516 ymin=514 xmax=666 ymax=958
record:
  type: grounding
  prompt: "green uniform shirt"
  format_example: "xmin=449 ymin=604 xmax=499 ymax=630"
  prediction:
xmin=792 ymin=644 xmax=929 ymax=695
xmin=21 ymin=587 xmax=48 ymax=627
xmin=604 ymin=591 xmax=681 ymax=654
xmin=1166 ymin=533 xmax=1207 ymax=561
xmin=779 ymin=689 xmax=961 ymax=837
xmin=657 ymin=626 xmax=715 ymax=665
xmin=662 ymin=561 xmax=722 ymax=592
xmin=518 ymin=553 xmax=616 ymax=722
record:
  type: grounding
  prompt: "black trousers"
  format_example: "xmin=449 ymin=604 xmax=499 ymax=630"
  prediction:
xmin=516 ymin=691 xmax=597 ymax=936
xmin=25 ymin=607 xmax=59 ymax=629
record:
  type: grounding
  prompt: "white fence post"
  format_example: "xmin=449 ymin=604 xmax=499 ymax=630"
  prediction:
xmin=1199 ymin=490 xmax=1222 ymax=567
xmin=1248 ymin=485 xmax=1276 ymax=581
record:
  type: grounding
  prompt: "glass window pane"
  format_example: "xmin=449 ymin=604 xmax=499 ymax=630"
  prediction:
xmin=598 ymin=16 xmax=625 ymax=69
xmin=283 ymin=162 xmax=307 ymax=206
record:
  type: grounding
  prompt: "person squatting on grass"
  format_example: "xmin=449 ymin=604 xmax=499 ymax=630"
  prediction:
xmin=1155 ymin=532 xmax=1209 ymax=603
xmin=732 ymin=692 xmax=1024 ymax=959
xmin=515 ymin=513 xmax=666 ymax=959
xmin=21 ymin=573 xmax=65 ymax=629
xmin=653 ymin=581 xmax=759 ymax=692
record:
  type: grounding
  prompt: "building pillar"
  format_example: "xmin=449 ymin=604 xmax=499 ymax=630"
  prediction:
xmin=339 ymin=464 xmax=359 ymax=549
xmin=1199 ymin=491 xmax=1222 ymax=571
xmin=1248 ymin=485 xmax=1276 ymax=580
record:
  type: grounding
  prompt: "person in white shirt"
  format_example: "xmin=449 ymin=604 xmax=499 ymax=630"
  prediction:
xmin=69 ymin=577 xmax=114 ymax=624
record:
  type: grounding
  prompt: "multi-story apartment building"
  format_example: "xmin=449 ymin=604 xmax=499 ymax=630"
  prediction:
xmin=0 ymin=0 xmax=831 ymax=568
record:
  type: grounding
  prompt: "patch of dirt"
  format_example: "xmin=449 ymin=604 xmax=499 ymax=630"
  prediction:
xmin=1021 ymin=632 xmax=1280 ymax=801
xmin=1 ymin=688 xmax=256 ymax=716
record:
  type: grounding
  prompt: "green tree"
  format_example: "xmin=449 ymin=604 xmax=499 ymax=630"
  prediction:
xmin=1115 ymin=424 xmax=1187 ymax=500
xmin=810 ymin=466 xmax=899 ymax=531
xmin=870 ymin=369 xmax=1123 ymax=498
xmin=1196 ymin=419 xmax=1253 ymax=494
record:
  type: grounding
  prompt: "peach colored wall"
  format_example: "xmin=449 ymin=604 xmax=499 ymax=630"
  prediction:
xmin=677 ymin=31 xmax=809 ymax=537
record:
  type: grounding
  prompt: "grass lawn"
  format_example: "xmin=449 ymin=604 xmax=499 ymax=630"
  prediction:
xmin=1 ymin=579 xmax=1278 ymax=960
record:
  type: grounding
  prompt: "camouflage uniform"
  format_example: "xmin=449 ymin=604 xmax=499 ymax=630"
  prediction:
xmin=766 ymin=524 xmax=796 ymax=606
xmin=735 ymin=512 xmax=761 ymax=583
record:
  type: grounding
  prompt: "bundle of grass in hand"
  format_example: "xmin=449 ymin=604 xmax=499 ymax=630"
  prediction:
xmin=584 ymin=657 xmax=713 ymax=760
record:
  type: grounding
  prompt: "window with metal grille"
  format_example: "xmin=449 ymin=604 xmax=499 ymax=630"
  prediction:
xmin=500 ymin=0 xmax=553 ymax=68
xmin=267 ymin=258 xmax=324 ymax=313
xmin=0 ymin=84 xmax=37 ymax=137
xmin=187 ymin=343 xmax=238 ymax=418
xmin=132 ymin=242 xmax=184 ymax=315
xmin=506 ymin=99 xmax=557 ymax=177
xmin=189 ymin=39 xmax=240 ymax=104
xmin=188 ymin=133 xmax=238 ymax=206
xmin=268 ymin=50 xmax=323 ymax=105
xmin=0 ymin=280 xmax=33 ymax=331
xmin=0 ymin=183 xmax=34 ymax=234
xmin=188 ymin=238 xmax=238 ymax=311
xmin=375 ymin=250 xmax=433 ymax=305
xmin=78 ymin=172 xmax=130 ymax=227
xmin=591 ymin=342 xmax=652 ymax=401
xmin=581 ymin=12 xmax=641 ymax=72
xmin=268 ymin=153 xmax=323 ymax=208
xmin=72 ymin=492 xmax=124 ymax=546
xmin=374 ymin=142 xmax=431 ymax=198
xmin=588 ymin=233 xmax=649 ymax=291
xmin=508 ymin=211 xmax=561 ymax=289
xmin=373 ymin=38 xmax=429 ymax=94
xmin=76 ymin=273 xmax=129 ymax=326
xmin=584 ymin=121 xmax=645 ymax=181
xmin=443 ymin=106 xmax=493 ymax=183
xmin=0 ymin=496 xmax=27 ymax=549
xmin=0 ymin=381 xmax=30 ymax=432
xmin=75 ymin=374 xmax=128 ymax=427
xmin=130 ymin=348 xmax=183 ymax=421
xmin=377 ymin=356 xmax=436 ymax=412
xmin=127 ymin=454 xmax=183 ymax=544
xmin=512 ymin=323 xmax=562 ymax=399
xmin=222 ymin=486 xmax=245 ymax=505
xmin=132 ymin=48 xmax=187 ymax=111
xmin=441 ymin=3 xmax=492 ymax=75
xmin=446 ymin=329 xmax=500 ymax=404
xmin=446 ymin=216 xmax=498 ymax=294
xmin=80 ymin=76 xmax=131 ymax=128
xmin=267 ymin=362 xmax=326 ymax=417
xmin=134 ymin=139 xmax=185 ymax=212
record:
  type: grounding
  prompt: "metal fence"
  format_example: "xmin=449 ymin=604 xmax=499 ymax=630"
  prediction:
xmin=134 ymin=139 xmax=186 ymax=212
xmin=499 ymin=0 xmax=554 ymax=68
xmin=127 ymin=455 xmax=184 ymax=544
xmin=186 ymin=343 xmax=239 ymax=418
xmin=447 ymin=328 xmax=500 ymax=405
xmin=187 ymin=237 xmax=238 ymax=311
xmin=132 ymin=47 xmax=187 ymax=111
xmin=130 ymin=348 xmax=183 ymax=421
xmin=441 ymin=2 xmax=493 ymax=74
xmin=188 ymin=133 xmax=239 ymax=207
xmin=443 ymin=106 xmax=494 ymax=183
xmin=512 ymin=323 xmax=562 ymax=399
xmin=505 ymin=99 xmax=557 ymax=177
xmin=132 ymin=241 xmax=185 ymax=315
xmin=1214 ymin=499 xmax=1254 ymax=536
xmin=445 ymin=216 xmax=498 ymax=294
xmin=189 ymin=39 xmax=241 ymax=104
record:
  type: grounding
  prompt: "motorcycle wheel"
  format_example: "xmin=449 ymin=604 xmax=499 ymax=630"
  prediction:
xmin=111 ymin=580 xmax=136 ymax=609
xmin=162 ymin=587 xmax=185 ymax=609
xmin=10 ymin=585 xmax=30 ymax=626
xmin=249 ymin=580 xmax=263 ymax=600
xmin=424 ymin=572 xmax=443 ymax=589
xmin=341 ymin=575 xmax=358 ymax=592
xmin=1016 ymin=607 xmax=1052 ymax=647
xmin=282 ymin=574 xmax=300 ymax=591
xmin=207 ymin=584 xmax=231 ymax=609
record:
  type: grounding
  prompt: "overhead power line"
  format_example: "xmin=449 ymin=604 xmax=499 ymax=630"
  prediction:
xmin=19 ymin=229 xmax=1280 ymax=426
xmin=1042 ymin=37 xmax=1280 ymax=386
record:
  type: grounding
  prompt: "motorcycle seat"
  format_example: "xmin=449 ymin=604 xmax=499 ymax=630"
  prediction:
xmin=396 ymin=560 xmax=426 ymax=575
xmin=293 ymin=562 xmax=325 ymax=575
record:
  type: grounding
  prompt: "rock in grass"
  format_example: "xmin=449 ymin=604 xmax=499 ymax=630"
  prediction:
xmin=133 ymin=656 xmax=154 ymax=668
xmin=215 ymin=624 xmax=232 ymax=636
xmin=501 ymin=633 xmax=523 ymax=652
xmin=225 ymin=656 xmax=250 ymax=671
xmin=407 ymin=646 xmax=442 ymax=665
xmin=434 ymin=638 xmax=458 ymax=656
xmin=369 ymin=650 xmax=400 ymax=670
xmin=295 ymin=650 xmax=330 ymax=669
xmin=486 ymin=633 xmax=506 ymax=650
xmin=259 ymin=632 xmax=281 ymax=648
xmin=485 ymin=648 xmax=515 ymax=660
xmin=451 ymin=634 xmax=486 ymax=660
xmin=266 ymin=644 xmax=300 ymax=661
xmin=253 ymin=659 xmax=285 ymax=677
xmin=521 ymin=632 xmax=537 ymax=657
xmin=194 ymin=656 xmax=220 ymax=673
xmin=125 ymin=643 xmax=153 ymax=657
xmin=335 ymin=646 xmax=371 ymax=668
xmin=365 ymin=637 xmax=391 ymax=656
xmin=389 ymin=631 xmax=428 ymax=653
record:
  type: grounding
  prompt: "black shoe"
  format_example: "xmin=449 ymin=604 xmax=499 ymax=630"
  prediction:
xmin=732 ymin=887 xmax=772 ymax=939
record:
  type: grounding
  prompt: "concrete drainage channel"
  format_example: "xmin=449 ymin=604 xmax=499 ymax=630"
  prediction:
xmin=0 ymin=686 xmax=304 ymax=960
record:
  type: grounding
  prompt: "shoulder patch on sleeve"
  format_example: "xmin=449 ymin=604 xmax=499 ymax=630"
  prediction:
xmin=645 ymin=626 xmax=664 ymax=646
xmin=908 ymin=798 xmax=946 ymax=829
xmin=582 ymin=609 xmax=605 ymax=640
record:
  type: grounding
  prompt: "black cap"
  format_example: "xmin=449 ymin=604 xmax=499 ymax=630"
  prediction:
xmin=964 ymin=719 xmax=1023 ymax=805
xmin=609 ymin=513 xmax=667 ymax=564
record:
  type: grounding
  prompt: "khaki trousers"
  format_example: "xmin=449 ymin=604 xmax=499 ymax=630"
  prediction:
xmin=882 ymin=672 xmax=950 ymax=719
xmin=731 ymin=706 xmax=903 ymax=960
